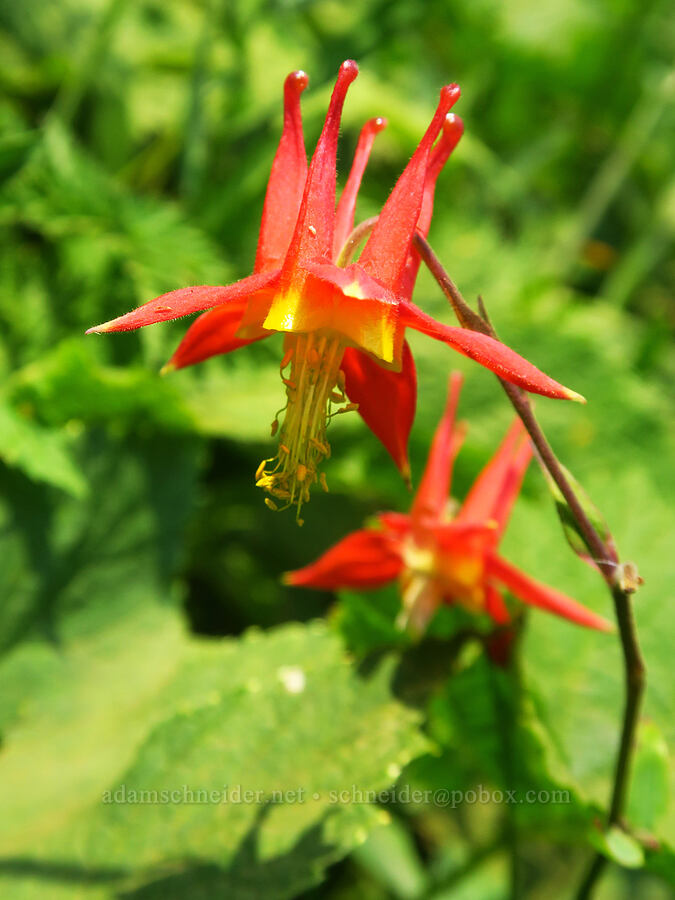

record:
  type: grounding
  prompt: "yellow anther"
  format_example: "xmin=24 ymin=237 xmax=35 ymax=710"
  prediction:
xmin=255 ymin=459 xmax=268 ymax=481
xmin=265 ymin=498 xmax=278 ymax=511
xmin=258 ymin=332 xmax=347 ymax=520
xmin=319 ymin=472 xmax=329 ymax=492
xmin=310 ymin=437 xmax=329 ymax=455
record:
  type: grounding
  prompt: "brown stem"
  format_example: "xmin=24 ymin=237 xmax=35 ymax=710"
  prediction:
xmin=413 ymin=231 xmax=646 ymax=899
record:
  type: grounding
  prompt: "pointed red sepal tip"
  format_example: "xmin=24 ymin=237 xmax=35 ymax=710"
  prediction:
xmin=565 ymin=388 xmax=587 ymax=404
xmin=86 ymin=321 xmax=115 ymax=334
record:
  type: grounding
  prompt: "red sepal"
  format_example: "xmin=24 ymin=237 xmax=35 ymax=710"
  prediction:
xmin=284 ymin=529 xmax=403 ymax=590
xmin=485 ymin=584 xmax=511 ymax=625
xmin=86 ymin=270 xmax=280 ymax=334
xmin=400 ymin=300 xmax=585 ymax=401
xmin=486 ymin=553 xmax=613 ymax=631
xmin=166 ymin=302 xmax=270 ymax=371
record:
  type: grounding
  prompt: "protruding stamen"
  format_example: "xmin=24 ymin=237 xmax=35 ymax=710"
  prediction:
xmin=257 ymin=332 xmax=356 ymax=520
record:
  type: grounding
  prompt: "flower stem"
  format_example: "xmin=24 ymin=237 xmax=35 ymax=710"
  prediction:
xmin=414 ymin=231 xmax=646 ymax=899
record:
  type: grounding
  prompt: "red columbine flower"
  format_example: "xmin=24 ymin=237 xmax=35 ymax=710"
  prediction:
xmin=87 ymin=61 xmax=583 ymax=520
xmin=286 ymin=372 xmax=611 ymax=634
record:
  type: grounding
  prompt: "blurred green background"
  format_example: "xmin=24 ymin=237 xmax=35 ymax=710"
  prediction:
xmin=0 ymin=0 xmax=674 ymax=897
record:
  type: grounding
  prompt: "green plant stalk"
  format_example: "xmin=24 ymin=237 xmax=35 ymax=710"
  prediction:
xmin=413 ymin=232 xmax=646 ymax=899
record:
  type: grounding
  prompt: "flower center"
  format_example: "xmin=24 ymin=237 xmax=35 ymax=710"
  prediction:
xmin=398 ymin=539 xmax=440 ymax=633
xmin=256 ymin=331 xmax=355 ymax=523
xmin=434 ymin=551 xmax=486 ymax=613
xmin=398 ymin=536 xmax=487 ymax=632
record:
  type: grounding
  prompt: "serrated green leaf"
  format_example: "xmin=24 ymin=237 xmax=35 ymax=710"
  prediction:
xmin=0 ymin=430 xmax=200 ymax=657
xmin=0 ymin=400 xmax=87 ymax=497
xmin=9 ymin=339 xmax=196 ymax=432
xmin=0 ymin=622 xmax=428 ymax=898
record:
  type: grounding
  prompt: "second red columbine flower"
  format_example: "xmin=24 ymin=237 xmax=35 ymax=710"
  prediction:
xmin=286 ymin=373 xmax=611 ymax=635
xmin=88 ymin=61 xmax=583 ymax=520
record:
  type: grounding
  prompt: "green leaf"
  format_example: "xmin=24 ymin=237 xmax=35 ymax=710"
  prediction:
xmin=335 ymin=585 xmax=408 ymax=656
xmin=540 ymin=462 xmax=616 ymax=570
xmin=593 ymin=825 xmax=645 ymax=869
xmin=352 ymin=818 xmax=429 ymax=899
xmin=403 ymin=654 xmax=597 ymax=839
xmin=0 ymin=429 xmax=200 ymax=657
xmin=9 ymin=339 xmax=196 ymax=433
xmin=0 ymin=400 xmax=87 ymax=497
xmin=0 ymin=621 xmax=429 ymax=898
xmin=0 ymin=603 xmax=189 ymax=851
xmin=627 ymin=720 xmax=670 ymax=831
